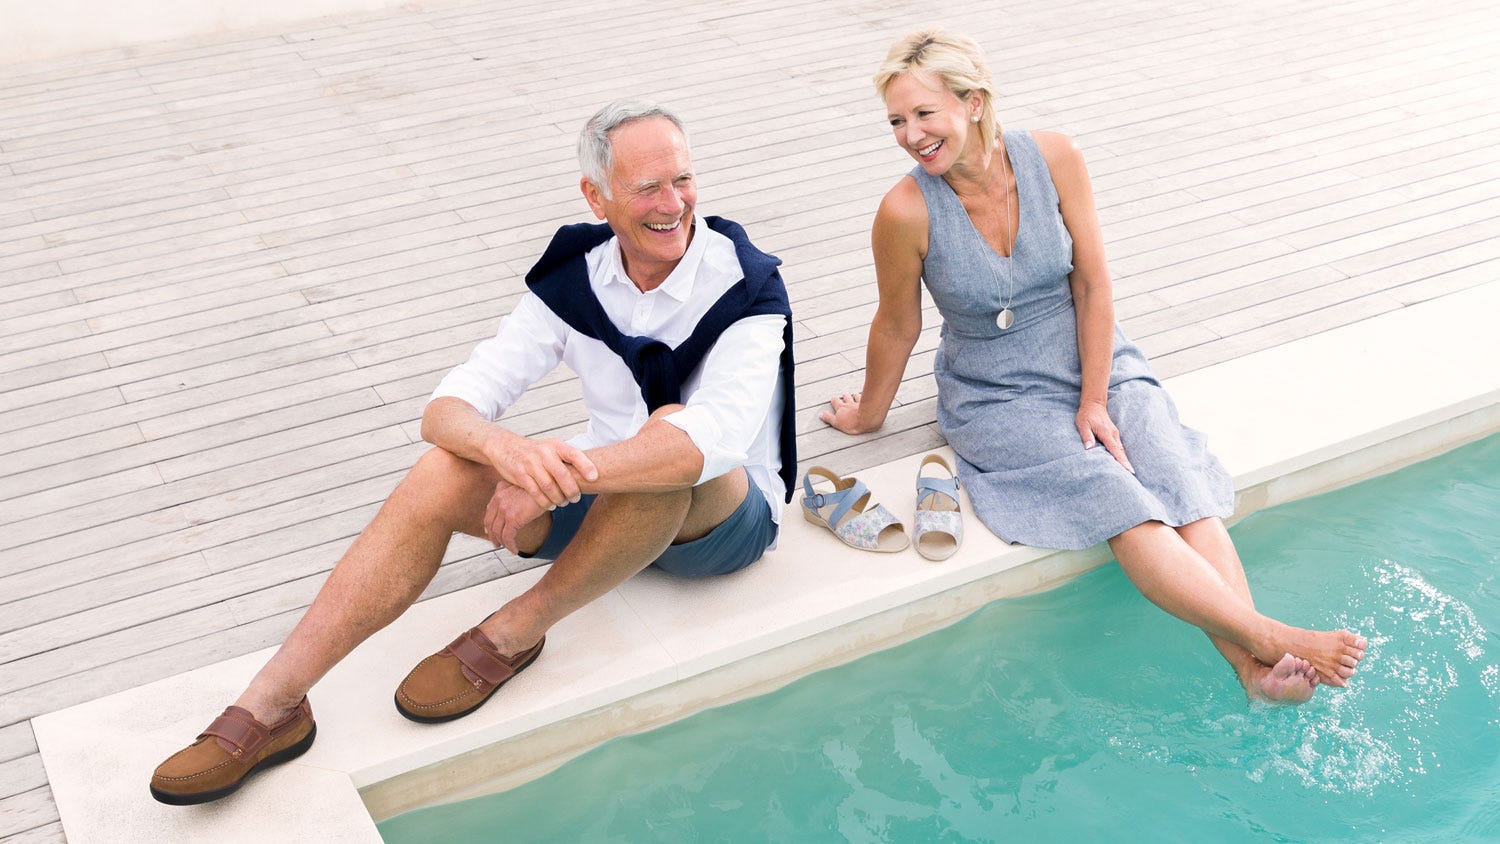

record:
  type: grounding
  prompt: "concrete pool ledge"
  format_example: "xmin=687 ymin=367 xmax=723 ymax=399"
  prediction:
xmin=33 ymin=279 xmax=1500 ymax=843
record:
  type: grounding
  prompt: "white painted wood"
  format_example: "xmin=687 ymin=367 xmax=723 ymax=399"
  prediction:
xmin=0 ymin=785 xmax=59 ymax=838
xmin=0 ymin=724 xmax=37 ymax=766
xmin=0 ymin=755 xmax=46 ymax=798
xmin=0 ymin=818 xmax=65 ymax=844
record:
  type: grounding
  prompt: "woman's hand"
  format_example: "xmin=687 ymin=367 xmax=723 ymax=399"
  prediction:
xmin=1075 ymin=400 xmax=1134 ymax=473
xmin=820 ymin=392 xmax=873 ymax=435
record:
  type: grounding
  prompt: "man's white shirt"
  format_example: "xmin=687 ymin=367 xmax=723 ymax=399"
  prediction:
xmin=431 ymin=215 xmax=787 ymax=532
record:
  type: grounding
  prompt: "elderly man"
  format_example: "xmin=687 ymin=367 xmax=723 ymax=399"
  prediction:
xmin=150 ymin=101 xmax=795 ymax=805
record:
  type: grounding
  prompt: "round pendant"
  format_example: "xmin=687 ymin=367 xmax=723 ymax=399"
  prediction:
xmin=996 ymin=308 xmax=1015 ymax=330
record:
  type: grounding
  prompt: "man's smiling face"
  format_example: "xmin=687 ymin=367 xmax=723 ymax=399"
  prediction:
xmin=581 ymin=117 xmax=697 ymax=291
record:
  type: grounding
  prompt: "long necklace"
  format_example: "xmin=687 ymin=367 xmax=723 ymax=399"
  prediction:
xmin=989 ymin=139 xmax=1016 ymax=330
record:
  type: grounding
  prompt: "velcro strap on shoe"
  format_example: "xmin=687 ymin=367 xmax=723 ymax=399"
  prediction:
xmin=200 ymin=707 xmax=269 ymax=757
xmin=448 ymin=629 xmax=518 ymax=688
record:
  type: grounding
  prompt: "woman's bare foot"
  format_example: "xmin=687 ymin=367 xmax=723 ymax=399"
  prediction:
xmin=1260 ymin=625 xmax=1367 ymax=687
xmin=1246 ymin=653 xmax=1318 ymax=704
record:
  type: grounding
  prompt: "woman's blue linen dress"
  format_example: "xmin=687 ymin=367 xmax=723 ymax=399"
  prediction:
xmin=913 ymin=130 xmax=1234 ymax=550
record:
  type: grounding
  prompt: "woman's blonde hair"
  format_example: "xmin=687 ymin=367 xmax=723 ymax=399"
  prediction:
xmin=874 ymin=27 xmax=1000 ymax=152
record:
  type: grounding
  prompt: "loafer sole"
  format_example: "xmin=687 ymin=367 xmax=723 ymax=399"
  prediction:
xmin=149 ymin=723 xmax=317 ymax=805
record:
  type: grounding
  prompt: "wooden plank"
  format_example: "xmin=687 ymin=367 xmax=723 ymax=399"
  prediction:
xmin=0 ymin=377 xmax=381 ymax=499
xmin=0 ymin=64 xmax=145 ymax=112
xmin=0 ymin=211 xmax=249 ymax=279
xmin=0 ymin=292 xmax=77 ymax=330
xmin=3 ymin=452 xmax=418 ymax=596
xmin=0 ymin=757 xmax=46 ymax=801
xmin=0 ymin=786 xmax=59 ymax=840
xmin=0 ymin=353 xmax=108 ymax=392
xmin=0 ymin=265 xmax=65 ymax=304
xmin=4 ymin=438 xmax=419 ymax=572
xmin=0 ymin=425 xmax=145 ymax=477
xmin=0 ymin=725 xmax=36 ymax=766
xmin=1121 ymin=267 xmax=1347 ymax=341
xmin=0 ymin=607 xmax=303 ymax=726
xmin=0 ymin=533 xmax=486 ymax=680
xmin=0 ymin=389 xmax=125 ymax=441
xmin=2 ymin=426 xmax=409 ymax=551
xmin=1151 ymin=295 xmax=1403 ymax=379
xmin=0 ymin=553 xmax=210 ymax=636
xmin=0 ymin=819 xmax=65 ymax=844
xmin=1387 ymin=257 xmax=1500 ymax=305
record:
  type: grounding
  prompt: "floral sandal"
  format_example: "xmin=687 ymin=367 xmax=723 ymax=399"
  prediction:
xmin=801 ymin=466 xmax=909 ymax=552
xmin=914 ymin=454 xmax=963 ymax=561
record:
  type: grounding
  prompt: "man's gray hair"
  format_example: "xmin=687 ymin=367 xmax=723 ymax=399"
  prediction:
xmin=577 ymin=100 xmax=688 ymax=198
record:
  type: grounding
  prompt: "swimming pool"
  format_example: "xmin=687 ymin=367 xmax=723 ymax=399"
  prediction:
xmin=378 ymin=433 xmax=1500 ymax=842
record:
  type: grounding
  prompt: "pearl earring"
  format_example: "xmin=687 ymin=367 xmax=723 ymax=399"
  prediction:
xmin=971 ymin=115 xmax=980 ymax=123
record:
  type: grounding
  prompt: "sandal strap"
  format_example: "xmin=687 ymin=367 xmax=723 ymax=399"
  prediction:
xmin=200 ymin=707 xmax=269 ymax=757
xmin=802 ymin=467 xmax=869 ymax=532
xmin=916 ymin=476 xmax=959 ymax=507
xmin=825 ymin=478 xmax=869 ymax=530
xmin=801 ymin=467 xmax=828 ymax=500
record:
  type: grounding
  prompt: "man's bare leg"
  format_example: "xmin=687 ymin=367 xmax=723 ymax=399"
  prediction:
xmin=232 ymin=447 xmax=501 ymax=724
xmin=1109 ymin=521 xmax=1366 ymax=688
xmin=235 ymin=431 xmax=750 ymax=725
xmin=473 ymin=468 xmax=750 ymax=656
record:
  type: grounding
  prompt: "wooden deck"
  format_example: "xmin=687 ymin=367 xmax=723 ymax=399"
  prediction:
xmin=2 ymin=0 xmax=1497 ymax=838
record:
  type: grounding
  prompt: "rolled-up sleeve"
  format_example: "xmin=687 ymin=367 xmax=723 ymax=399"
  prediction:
xmin=429 ymin=293 xmax=564 ymax=420
xmin=662 ymin=312 xmax=786 ymax=484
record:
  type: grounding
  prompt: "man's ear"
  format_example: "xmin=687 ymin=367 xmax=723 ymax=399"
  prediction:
xmin=580 ymin=177 xmax=608 ymax=220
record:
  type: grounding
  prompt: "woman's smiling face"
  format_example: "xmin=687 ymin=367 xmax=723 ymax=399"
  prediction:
xmin=884 ymin=71 xmax=982 ymax=175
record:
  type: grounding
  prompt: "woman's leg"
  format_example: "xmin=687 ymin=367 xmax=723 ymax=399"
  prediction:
xmin=1109 ymin=520 xmax=1366 ymax=690
xmin=1176 ymin=518 xmax=1317 ymax=702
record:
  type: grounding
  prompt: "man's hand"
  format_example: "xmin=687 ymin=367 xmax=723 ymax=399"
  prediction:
xmin=488 ymin=432 xmax=598 ymax=510
xmin=484 ymin=478 xmax=547 ymax=554
xmin=422 ymin=397 xmax=600 ymax=510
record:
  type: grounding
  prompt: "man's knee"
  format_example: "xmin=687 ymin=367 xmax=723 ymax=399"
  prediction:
xmin=409 ymin=446 xmax=477 ymax=487
xmin=674 ymin=468 xmax=748 ymax=544
xmin=395 ymin=447 xmax=492 ymax=514
xmin=657 ymin=481 xmax=774 ymax=577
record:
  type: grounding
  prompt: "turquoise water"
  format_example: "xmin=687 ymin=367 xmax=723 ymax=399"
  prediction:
xmin=379 ymin=434 xmax=1500 ymax=842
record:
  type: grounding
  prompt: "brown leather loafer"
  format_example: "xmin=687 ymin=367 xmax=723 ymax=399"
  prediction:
xmin=149 ymin=698 xmax=316 ymax=805
xmin=394 ymin=629 xmax=545 ymax=723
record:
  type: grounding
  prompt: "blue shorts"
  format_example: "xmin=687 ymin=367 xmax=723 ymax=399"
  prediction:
xmin=523 ymin=487 xmax=775 ymax=578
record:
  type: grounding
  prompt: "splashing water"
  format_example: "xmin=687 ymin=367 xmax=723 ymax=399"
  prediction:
xmin=380 ymin=435 xmax=1500 ymax=843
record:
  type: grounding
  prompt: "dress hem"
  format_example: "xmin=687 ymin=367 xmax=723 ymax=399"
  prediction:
xmin=975 ymin=504 xmax=1235 ymax=552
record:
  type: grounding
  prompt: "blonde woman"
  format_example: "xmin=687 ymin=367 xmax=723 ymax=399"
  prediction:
xmin=822 ymin=28 xmax=1366 ymax=703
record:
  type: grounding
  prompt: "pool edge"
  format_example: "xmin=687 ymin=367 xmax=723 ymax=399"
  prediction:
xmin=360 ymin=401 xmax=1500 ymax=821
